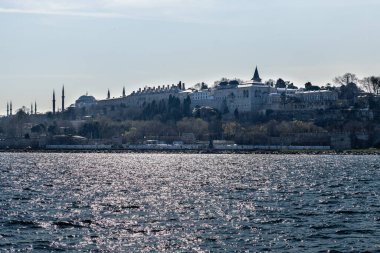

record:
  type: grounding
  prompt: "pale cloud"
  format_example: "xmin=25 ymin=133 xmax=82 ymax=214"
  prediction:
xmin=0 ymin=7 xmax=122 ymax=18
xmin=0 ymin=0 xmax=250 ymax=26
xmin=0 ymin=0 xmax=219 ymax=20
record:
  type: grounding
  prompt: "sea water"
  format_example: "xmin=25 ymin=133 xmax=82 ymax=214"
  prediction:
xmin=0 ymin=153 xmax=379 ymax=252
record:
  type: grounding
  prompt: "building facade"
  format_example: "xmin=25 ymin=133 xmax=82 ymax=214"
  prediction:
xmin=75 ymin=67 xmax=338 ymax=114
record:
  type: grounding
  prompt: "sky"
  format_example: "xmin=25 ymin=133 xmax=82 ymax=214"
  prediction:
xmin=0 ymin=0 xmax=379 ymax=114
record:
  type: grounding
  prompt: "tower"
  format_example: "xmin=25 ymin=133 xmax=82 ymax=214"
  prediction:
xmin=35 ymin=101 xmax=37 ymax=115
xmin=31 ymin=103 xmax=33 ymax=115
xmin=6 ymin=102 xmax=9 ymax=116
xmin=61 ymin=85 xmax=65 ymax=112
xmin=252 ymin=66 xmax=262 ymax=83
xmin=122 ymin=86 xmax=126 ymax=97
xmin=53 ymin=90 xmax=56 ymax=114
xmin=10 ymin=101 xmax=12 ymax=116
xmin=107 ymin=89 xmax=110 ymax=99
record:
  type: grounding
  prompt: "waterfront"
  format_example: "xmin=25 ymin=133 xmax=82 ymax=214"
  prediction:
xmin=1 ymin=153 xmax=379 ymax=252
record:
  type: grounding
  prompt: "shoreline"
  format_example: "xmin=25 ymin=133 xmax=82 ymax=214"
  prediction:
xmin=1 ymin=148 xmax=380 ymax=155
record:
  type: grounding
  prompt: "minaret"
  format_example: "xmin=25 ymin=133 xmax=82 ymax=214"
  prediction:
xmin=53 ymin=90 xmax=56 ymax=114
xmin=35 ymin=101 xmax=37 ymax=115
xmin=252 ymin=66 xmax=262 ymax=83
xmin=31 ymin=103 xmax=33 ymax=115
xmin=107 ymin=89 xmax=110 ymax=99
xmin=6 ymin=102 xmax=9 ymax=116
xmin=61 ymin=85 xmax=65 ymax=112
xmin=122 ymin=86 xmax=126 ymax=97
xmin=10 ymin=101 xmax=12 ymax=116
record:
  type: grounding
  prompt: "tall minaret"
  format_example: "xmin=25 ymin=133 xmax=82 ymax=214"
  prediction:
xmin=61 ymin=85 xmax=65 ymax=112
xmin=35 ymin=101 xmax=37 ymax=115
xmin=10 ymin=101 xmax=12 ymax=116
xmin=31 ymin=103 xmax=34 ymax=115
xmin=122 ymin=86 xmax=126 ymax=97
xmin=107 ymin=89 xmax=110 ymax=99
xmin=6 ymin=102 xmax=9 ymax=116
xmin=53 ymin=90 xmax=56 ymax=114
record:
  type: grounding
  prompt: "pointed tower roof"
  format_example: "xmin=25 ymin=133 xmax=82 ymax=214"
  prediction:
xmin=251 ymin=66 xmax=262 ymax=83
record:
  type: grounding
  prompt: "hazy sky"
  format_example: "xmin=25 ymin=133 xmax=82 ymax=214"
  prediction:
xmin=1 ymin=0 xmax=379 ymax=114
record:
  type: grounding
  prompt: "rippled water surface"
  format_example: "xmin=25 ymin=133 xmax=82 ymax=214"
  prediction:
xmin=1 ymin=153 xmax=380 ymax=252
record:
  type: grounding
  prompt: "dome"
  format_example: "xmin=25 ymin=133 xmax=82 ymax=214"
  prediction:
xmin=75 ymin=95 xmax=97 ymax=107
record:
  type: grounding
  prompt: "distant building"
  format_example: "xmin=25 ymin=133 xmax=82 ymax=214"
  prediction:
xmin=88 ymin=66 xmax=339 ymax=114
xmin=75 ymin=95 xmax=97 ymax=108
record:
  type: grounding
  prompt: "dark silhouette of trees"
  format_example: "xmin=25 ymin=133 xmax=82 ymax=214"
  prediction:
xmin=183 ymin=95 xmax=191 ymax=117
xmin=287 ymin=83 xmax=298 ymax=89
xmin=221 ymin=99 xmax=229 ymax=114
xmin=234 ymin=108 xmax=239 ymax=120
xmin=140 ymin=95 xmax=191 ymax=122
xmin=47 ymin=124 xmax=58 ymax=135
xmin=361 ymin=76 xmax=380 ymax=95
xmin=79 ymin=121 xmax=102 ymax=139
xmin=200 ymin=82 xmax=208 ymax=90
xmin=339 ymin=82 xmax=361 ymax=101
xmin=275 ymin=78 xmax=287 ymax=88
xmin=304 ymin=82 xmax=320 ymax=91
xmin=168 ymin=95 xmax=182 ymax=121
xmin=265 ymin=79 xmax=275 ymax=87
xmin=31 ymin=124 xmax=46 ymax=134
xmin=334 ymin=73 xmax=359 ymax=86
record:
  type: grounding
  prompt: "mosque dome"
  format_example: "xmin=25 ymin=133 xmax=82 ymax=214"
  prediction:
xmin=75 ymin=95 xmax=97 ymax=107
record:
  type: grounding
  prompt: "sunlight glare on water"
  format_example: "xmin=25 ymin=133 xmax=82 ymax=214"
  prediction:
xmin=0 ymin=153 xmax=380 ymax=252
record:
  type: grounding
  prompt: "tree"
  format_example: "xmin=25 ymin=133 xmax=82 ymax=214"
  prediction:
xmin=183 ymin=96 xmax=191 ymax=117
xmin=31 ymin=124 xmax=46 ymax=134
xmin=201 ymin=82 xmax=208 ymax=90
xmin=177 ymin=118 xmax=209 ymax=140
xmin=304 ymin=82 xmax=320 ymax=91
xmin=221 ymin=99 xmax=229 ymax=114
xmin=339 ymin=82 xmax=361 ymax=101
xmin=228 ymin=80 xmax=240 ymax=86
xmin=47 ymin=124 xmax=58 ymax=135
xmin=215 ymin=77 xmax=229 ymax=87
xmin=194 ymin=82 xmax=208 ymax=90
xmin=79 ymin=122 xmax=101 ymax=139
xmin=287 ymin=83 xmax=298 ymax=89
xmin=223 ymin=122 xmax=241 ymax=140
xmin=334 ymin=73 xmax=359 ymax=86
xmin=323 ymin=83 xmax=334 ymax=90
xmin=265 ymin=79 xmax=275 ymax=87
xmin=168 ymin=95 xmax=182 ymax=121
xmin=275 ymin=78 xmax=287 ymax=88
xmin=234 ymin=108 xmax=239 ymax=120
xmin=361 ymin=76 xmax=380 ymax=94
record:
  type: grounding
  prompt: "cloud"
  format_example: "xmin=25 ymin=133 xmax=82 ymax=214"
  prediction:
xmin=0 ymin=7 xmax=122 ymax=18
xmin=0 ymin=0 xmax=264 ymax=25
xmin=0 ymin=0 xmax=219 ymax=20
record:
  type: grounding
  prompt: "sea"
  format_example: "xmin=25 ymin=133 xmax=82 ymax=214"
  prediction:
xmin=0 ymin=153 xmax=379 ymax=252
